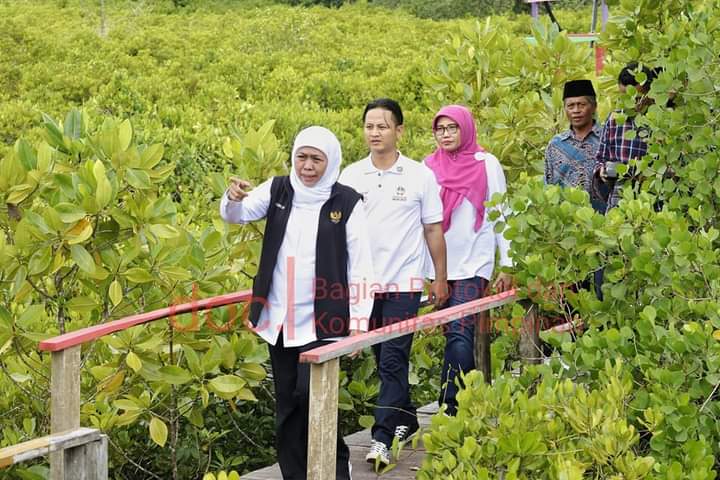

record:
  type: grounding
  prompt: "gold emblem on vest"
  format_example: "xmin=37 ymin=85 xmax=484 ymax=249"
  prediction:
xmin=330 ymin=211 xmax=342 ymax=223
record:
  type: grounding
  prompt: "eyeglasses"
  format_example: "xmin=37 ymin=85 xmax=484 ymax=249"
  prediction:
xmin=433 ymin=124 xmax=459 ymax=137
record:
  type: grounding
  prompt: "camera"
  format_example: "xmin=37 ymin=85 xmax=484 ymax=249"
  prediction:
xmin=604 ymin=161 xmax=620 ymax=180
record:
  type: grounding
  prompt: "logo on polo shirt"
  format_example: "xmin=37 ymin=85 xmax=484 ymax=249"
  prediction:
xmin=330 ymin=211 xmax=342 ymax=223
xmin=392 ymin=185 xmax=407 ymax=201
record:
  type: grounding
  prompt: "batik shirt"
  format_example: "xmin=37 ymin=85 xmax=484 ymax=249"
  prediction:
xmin=544 ymin=123 xmax=606 ymax=212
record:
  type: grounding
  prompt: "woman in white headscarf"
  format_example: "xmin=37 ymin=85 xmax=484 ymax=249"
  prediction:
xmin=220 ymin=126 xmax=374 ymax=480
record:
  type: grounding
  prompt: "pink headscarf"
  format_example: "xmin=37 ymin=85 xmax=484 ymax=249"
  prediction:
xmin=425 ymin=105 xmax=488 ymax=233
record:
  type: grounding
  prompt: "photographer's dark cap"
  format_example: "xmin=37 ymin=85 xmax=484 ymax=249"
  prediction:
xmin=563 ymin=79 xmax=596 ymax=99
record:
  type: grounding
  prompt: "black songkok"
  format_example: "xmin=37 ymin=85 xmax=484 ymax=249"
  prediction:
xmin=563 ymin=79 xmax=596 ymax=99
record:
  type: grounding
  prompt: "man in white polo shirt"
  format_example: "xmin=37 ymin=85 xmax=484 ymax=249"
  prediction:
xmin=339 ymin=98 xmax=448 ymax=467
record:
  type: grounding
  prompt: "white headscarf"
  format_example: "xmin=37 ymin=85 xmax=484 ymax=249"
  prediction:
xmin=289 ymin=126 xmax=342 ymax=208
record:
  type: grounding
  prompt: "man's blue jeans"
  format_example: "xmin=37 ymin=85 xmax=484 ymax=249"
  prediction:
xmin=439 ymin=276 xmax=488 ymax=416
xmin=370 ymin=292 xmax=421 ymax=447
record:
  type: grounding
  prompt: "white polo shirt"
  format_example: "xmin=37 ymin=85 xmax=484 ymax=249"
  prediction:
xmin=424 ymin=151 xmax=512 ymax=281
xmin=339 ymin=153 xmax=443 ymax=293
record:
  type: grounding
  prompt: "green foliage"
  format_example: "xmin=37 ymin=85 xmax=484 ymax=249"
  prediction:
xmin=424 ymin=18 xmax=601 ymax=181
xmin=0 ymin=108 xmax=279 ymax=477
xmin=0 ymin=1 xmax=456 ymax=189
xmin=419 ymin=361 xmax=663 ymax=479
xmin=420 ymin=0 xmax=720 ymax=477
xmin=4 ymin=0 xmax=719 ymax=477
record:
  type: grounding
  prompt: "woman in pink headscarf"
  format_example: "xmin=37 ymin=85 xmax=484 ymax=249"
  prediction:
xmin=425 ymin=105 xmax=513 ymax=416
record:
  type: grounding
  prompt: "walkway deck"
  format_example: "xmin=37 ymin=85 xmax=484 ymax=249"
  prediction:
xmin=241 ymin=404 xmax=438 ymax=480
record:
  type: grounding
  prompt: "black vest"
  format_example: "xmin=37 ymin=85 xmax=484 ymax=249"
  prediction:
xmin=249 ymin=176 xmax=363 ymax=340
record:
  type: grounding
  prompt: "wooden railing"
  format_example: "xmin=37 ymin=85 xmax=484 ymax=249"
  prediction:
xmin=8 ymin=287 xmax=529 ymax=479
xmin=34 ymin=290 xmax=253 ymax=480
xmin=299 ymin=289 xmax=518 ymax=479
xmin=0 ymin=428 xmax=108 ymax=479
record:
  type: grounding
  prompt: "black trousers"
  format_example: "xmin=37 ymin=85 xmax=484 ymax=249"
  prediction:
xmin=268 ymin=335 xmax=351 ymax=480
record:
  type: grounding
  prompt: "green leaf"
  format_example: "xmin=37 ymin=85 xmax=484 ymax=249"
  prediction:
xmin=66 ymin=296 xmax=98 ymax=313
xmin=140 ymin=144 xmax=164 ymax=170
xmin=183 ymin=345 xmax=203 ymax=377
xmin=208 ymin=374 xmax=246 ymax=394
xmin=124 ymin=267 xmax=154 ymax=283
xmin=15 ymin=138 xmax=37 ymax=170
xmin=158 ymin=365 xmax=193 ymax=385
xmin=109 ymin=280 xmax=123 ymax=306
xmin=126 ymin=352 xmax=142 ymax=373
xmin=235 ymin=388 xmax=257 ymax=401
xmin=641 ymin=305 xmax=657 ymax=323
xmin=359 ymin=415 xmax=374 ymax=429
xmin=93 ymin=160 xmax=112 ymax=209
xmin=70 ymin=245 xmax=96 ymax=274
xmin=118 ymin=119 xmax=133 ymax=151
xmin=126 ymin=168 xmax=151 ymax=189
xmin=6 ymin=184 xmax=35 ymax=205
xmin=64 ymin=109 xmax=83 ymax=139
xmin=149 ymin=417 xmax=168 ymax=447
xmin=16 ymin=304 xmax=44 ymax=328
xmin=42 ymin=113 xmax=65 ymax=149
xmin=28 ymin=247 xmax=52 ymax=276
xmin=238 ymin=363 xmax=266 ymax=382
xmin=55 ymin=203 xmax=87 ymax=223
xmin=149 ymin=224 xmax=179 ymax=239
xmin=115 ymin=398 xmax=142 ymax=411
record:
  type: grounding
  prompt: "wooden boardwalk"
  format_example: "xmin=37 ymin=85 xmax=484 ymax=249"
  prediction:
xmin=241 ymin=404 xmax=438 ymax=480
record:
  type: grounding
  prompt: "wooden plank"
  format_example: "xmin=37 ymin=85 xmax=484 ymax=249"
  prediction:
xmin=300 ymin=290 xmax=517 ymax=364
xmin=519 ymin=300 xmax=542 ymax=365
xmin=39 ymin=289 xmax=252 ymax=352
xmin=307 ymin=359 xmax=340 ymax=480
xmin=243 ymin=403 xmax=439 ymax=480
xmin=0 ymin=428 xmax=101 ymax=468
xmin=50 ymin=346 xmax=81 ymax=480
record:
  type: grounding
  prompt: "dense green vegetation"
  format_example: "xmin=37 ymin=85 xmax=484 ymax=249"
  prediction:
xmin=3 ymin=0 xmax=719 ymax=478
xmin=419 ymin=1 xmax=720 ymax=478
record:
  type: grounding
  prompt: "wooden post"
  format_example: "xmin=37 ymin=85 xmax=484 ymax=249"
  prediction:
xmin=307 ymin=359 xmax=339 ymax=480
xmin=474 ymin=311 xmax=492 ymax=383
xmin=66 ymin=436 xmax=108 ymax=480
xmin=88 ymin=435 xmax=109 ymax=480
xmin=519 ymin=301 xmax=542 ymax=365
xmin=50 ymin=346 xmax=81 ymax=480
xmin=601 ymin=0 xmax=609 ymax=30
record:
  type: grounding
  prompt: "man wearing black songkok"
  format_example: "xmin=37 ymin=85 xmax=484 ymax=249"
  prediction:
xmin=545 ymin=79 xmax=607 ymax=213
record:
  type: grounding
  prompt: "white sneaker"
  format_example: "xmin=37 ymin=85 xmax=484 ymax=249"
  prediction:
xmin=394 ymin=425 xmax=410 ymax=442
xmin=365 ymin=439 xmax=390 ymax=465
xmin=394 ymin=423 xmax=418 ymax=442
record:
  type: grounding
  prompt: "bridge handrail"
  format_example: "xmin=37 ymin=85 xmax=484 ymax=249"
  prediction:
xmin=38 ymin=290 xmax=253 ymax=352
xmin=299 ymin=289 xmax=518 ymax=364
xmin=35 ymin=286 xmax=526 ymax=479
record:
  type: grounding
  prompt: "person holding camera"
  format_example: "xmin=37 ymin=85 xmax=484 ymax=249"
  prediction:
xmin=594 ymin=62 xmax=658 ymax=212
xmin=545 ymin=79 xmax=607 ymax=213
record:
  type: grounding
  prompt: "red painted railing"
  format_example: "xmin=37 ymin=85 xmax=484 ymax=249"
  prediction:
xmin=38 ymin=290 xmax=252 ymax=352
xmin=36 ymin=286 xmax=522 ymax=479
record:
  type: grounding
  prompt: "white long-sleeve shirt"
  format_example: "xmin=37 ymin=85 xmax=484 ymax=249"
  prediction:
xmin=220 ymin=178 xmax=375 ymax=347
xmin=425 ymin=152 xmax=512 ymax=281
